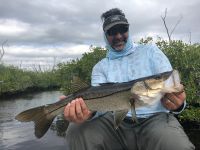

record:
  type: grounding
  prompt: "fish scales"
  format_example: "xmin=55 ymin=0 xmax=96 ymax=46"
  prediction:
xmin=15 ymin=70 xmax=183 ymax=138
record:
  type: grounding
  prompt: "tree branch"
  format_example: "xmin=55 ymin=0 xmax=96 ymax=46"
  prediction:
xmin=0 ymin=40 xmax=7 ymax=62
xmin=161 ymin=8 xmax=171 ymax=42
xmin=161 ymin=8 xmax=182 ymax=42
xmin=170 ymin=15 xmax=182 ymax=37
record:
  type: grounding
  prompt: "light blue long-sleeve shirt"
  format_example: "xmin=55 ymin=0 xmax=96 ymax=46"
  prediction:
xmin=91 ymin=43 xmax=184 ymax=118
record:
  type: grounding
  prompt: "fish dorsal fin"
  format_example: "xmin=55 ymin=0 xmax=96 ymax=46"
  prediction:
xmin=114 ymin=110 xmax=129 ymax=129
xmin=70 ymin=76 xmax=89 ymax=93
xmin=99 ymin=82 xmax=115 ymax=86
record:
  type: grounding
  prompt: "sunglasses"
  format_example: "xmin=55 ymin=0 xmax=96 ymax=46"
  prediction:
xmin=106 ymin=25 xmax=129 ymax=36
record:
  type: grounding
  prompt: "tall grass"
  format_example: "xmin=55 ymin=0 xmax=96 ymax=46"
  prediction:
xmin=0 ymin=64 xmax=60 ymax=97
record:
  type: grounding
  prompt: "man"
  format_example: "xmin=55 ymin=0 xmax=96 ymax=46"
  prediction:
xmin=62 ymin=8 xmax=195 ymax=150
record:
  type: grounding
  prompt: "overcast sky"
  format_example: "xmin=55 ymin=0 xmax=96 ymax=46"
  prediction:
xmin=0 ymin=0 xmax=199 ymax=70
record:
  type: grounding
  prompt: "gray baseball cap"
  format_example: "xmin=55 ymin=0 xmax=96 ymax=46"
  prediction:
xmin=103 ymin=15 xmax=129 ymax=32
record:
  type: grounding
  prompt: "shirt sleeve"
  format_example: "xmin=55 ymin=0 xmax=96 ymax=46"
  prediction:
xmin=171 ymin=101 xmax=187 ymax=114
xmin=91 ymin=60 xmax=107 ymax=86
xmin=149 ymin=44 xmax=173 ymax=74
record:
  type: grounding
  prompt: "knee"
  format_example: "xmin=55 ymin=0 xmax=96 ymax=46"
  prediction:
xmin=66 ymin=123 xmax=85 ymax=139
xmin=65 ymin=122 xmax=105 ymax=150
xmin=66 ymin=122 xmax=103 ymax=141
xmin=154 ymin=131 xmax=195 ymax=150
xmin=163 ymin=140 xmax=195 ymax=150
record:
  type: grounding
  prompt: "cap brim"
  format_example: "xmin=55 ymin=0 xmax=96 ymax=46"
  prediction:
xmin=104 ymin=21 xmax=129 ymax=32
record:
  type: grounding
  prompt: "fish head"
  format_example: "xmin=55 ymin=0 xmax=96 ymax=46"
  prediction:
xmin=131 ymin=72 xmax=171 ymax=95
xmin=162 ymin=70 xmax=184 ymax=93
xmin=130 ymin=72 xmax=172 ymax=107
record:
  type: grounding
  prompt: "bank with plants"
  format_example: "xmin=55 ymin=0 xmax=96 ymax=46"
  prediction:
xmin=0 ymin=65 xmax=60 ymax=98
xmin=56 ymin=39 xmax=200 ymax=123
xmin=0 ymin=39 xmax=199 ymax=123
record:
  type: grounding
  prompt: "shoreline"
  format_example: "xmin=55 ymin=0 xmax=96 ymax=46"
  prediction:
xmin=0 ymin=86 xmax=60 ymax=100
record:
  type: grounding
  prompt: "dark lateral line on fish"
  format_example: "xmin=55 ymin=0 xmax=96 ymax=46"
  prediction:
xmin=80 ymin=89 xmax=131 ymax=100
xmin=47 ymin=88 xmax=132 ymax=114
xmin=46 ymin=71 xmax=173 ymax=115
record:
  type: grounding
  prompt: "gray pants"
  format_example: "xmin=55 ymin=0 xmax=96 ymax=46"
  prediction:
xmin=66 ymin=112 xmax=195 ymax=150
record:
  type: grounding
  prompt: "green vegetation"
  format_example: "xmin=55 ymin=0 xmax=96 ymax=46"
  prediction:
xmin=0 ymin=64 xmax=60 ymax=97
xmin=157 ymin=40 xmax=200 ymax=105
xmin=0 ymin=39 xmax=199 ymax=122
xmin=57 ymin=39 xmax=200 ymax=105
xmin=56 ymin=39 xmax=200 ymax=122
xmin=138 ymin=38 xmax=200 ymax=122
xmin=56 ymin=46 xmax=106 ymax=94
xmin=179 ymin=106 xmax=200 ymax=122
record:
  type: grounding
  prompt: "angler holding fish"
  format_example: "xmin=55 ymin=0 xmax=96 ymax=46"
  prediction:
xmin=16 ymin=8 xmax=195 ymax=150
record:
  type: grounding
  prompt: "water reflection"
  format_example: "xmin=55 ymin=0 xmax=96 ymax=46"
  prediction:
xmin=0 ymin=91 xmax=68 ymax=150
xmin=51 ymin=115 xmax=69 ymax=137
xmin=0 ymin=91 xmax=199 ymax=149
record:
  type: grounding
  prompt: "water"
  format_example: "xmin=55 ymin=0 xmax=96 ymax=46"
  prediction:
xmin=0 ymin=91 xmax=199 ymax=149
xmin=0 ymin=91 xmax=68 ymax=150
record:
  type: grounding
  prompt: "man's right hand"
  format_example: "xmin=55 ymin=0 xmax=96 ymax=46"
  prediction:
xmin=59 ymin=96 xmax=92 ymax=123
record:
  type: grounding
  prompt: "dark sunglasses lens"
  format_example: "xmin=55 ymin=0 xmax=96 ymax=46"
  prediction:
xmin=121 ymin=27 xmax=128 ymax=33
xmin=107 ymin=26 xmax=128 ymax=36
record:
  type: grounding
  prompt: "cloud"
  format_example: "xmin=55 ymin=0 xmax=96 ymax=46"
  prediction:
xmin=4 ymin=44 xmax=90 ymax=59
xmin=0 ymin=19 xmax=29 ymax=36
xmin=2 ymin=44 xmax=91 ymax=70
xmin=0 ymin=0 xmax=199 ymax=69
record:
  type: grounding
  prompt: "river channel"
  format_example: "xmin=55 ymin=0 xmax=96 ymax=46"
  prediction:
xmin=0 ymin=91 xmax=199 ymax=149
xmin=0 ymin=91 xmax=68 ymax=150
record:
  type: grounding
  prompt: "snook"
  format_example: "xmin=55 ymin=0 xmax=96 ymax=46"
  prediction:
xmin=15 ymin=70 xmax=183 ymax=138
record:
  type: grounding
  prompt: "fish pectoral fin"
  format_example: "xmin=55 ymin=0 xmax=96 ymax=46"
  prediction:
xmin=130 ymin=93 xmax=140 ymax=101
xmin=114 ymin=110 xmax=129 ymax=129
xmin=129 ymin=100 xmax=138 ymax=124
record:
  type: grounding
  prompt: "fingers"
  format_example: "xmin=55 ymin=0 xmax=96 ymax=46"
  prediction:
xmin=69 ymin=100 xmax=77 ymax=122
xmin=63 ymin=98 xmax=91 ymax=123
xmin=161 ymin=96 xmax=178 ymax=110
xmin=79 ymin=98 xmax=91 ymax=115
xmin=59 ymin=95 xmax=67 ymax=100
xmin=64 ymin=103 xmax=70 ymax=120
xmin=161 ymin=91 xmax=185 ymax=111
xmin=165 ymin=93 xmax=182 ymax=106
xmin=75 ymin=99 xmax=84 ymax=119
xmin=174 ymin=90 xmax=186 ymax=101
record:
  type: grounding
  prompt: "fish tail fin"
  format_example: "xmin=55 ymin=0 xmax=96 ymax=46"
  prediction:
xmin=15 ymin=106 xmax=56 ymax=138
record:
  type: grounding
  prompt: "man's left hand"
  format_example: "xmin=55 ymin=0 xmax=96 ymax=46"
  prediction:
xmin=161 ymin=90 xmax=186 ymax=111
